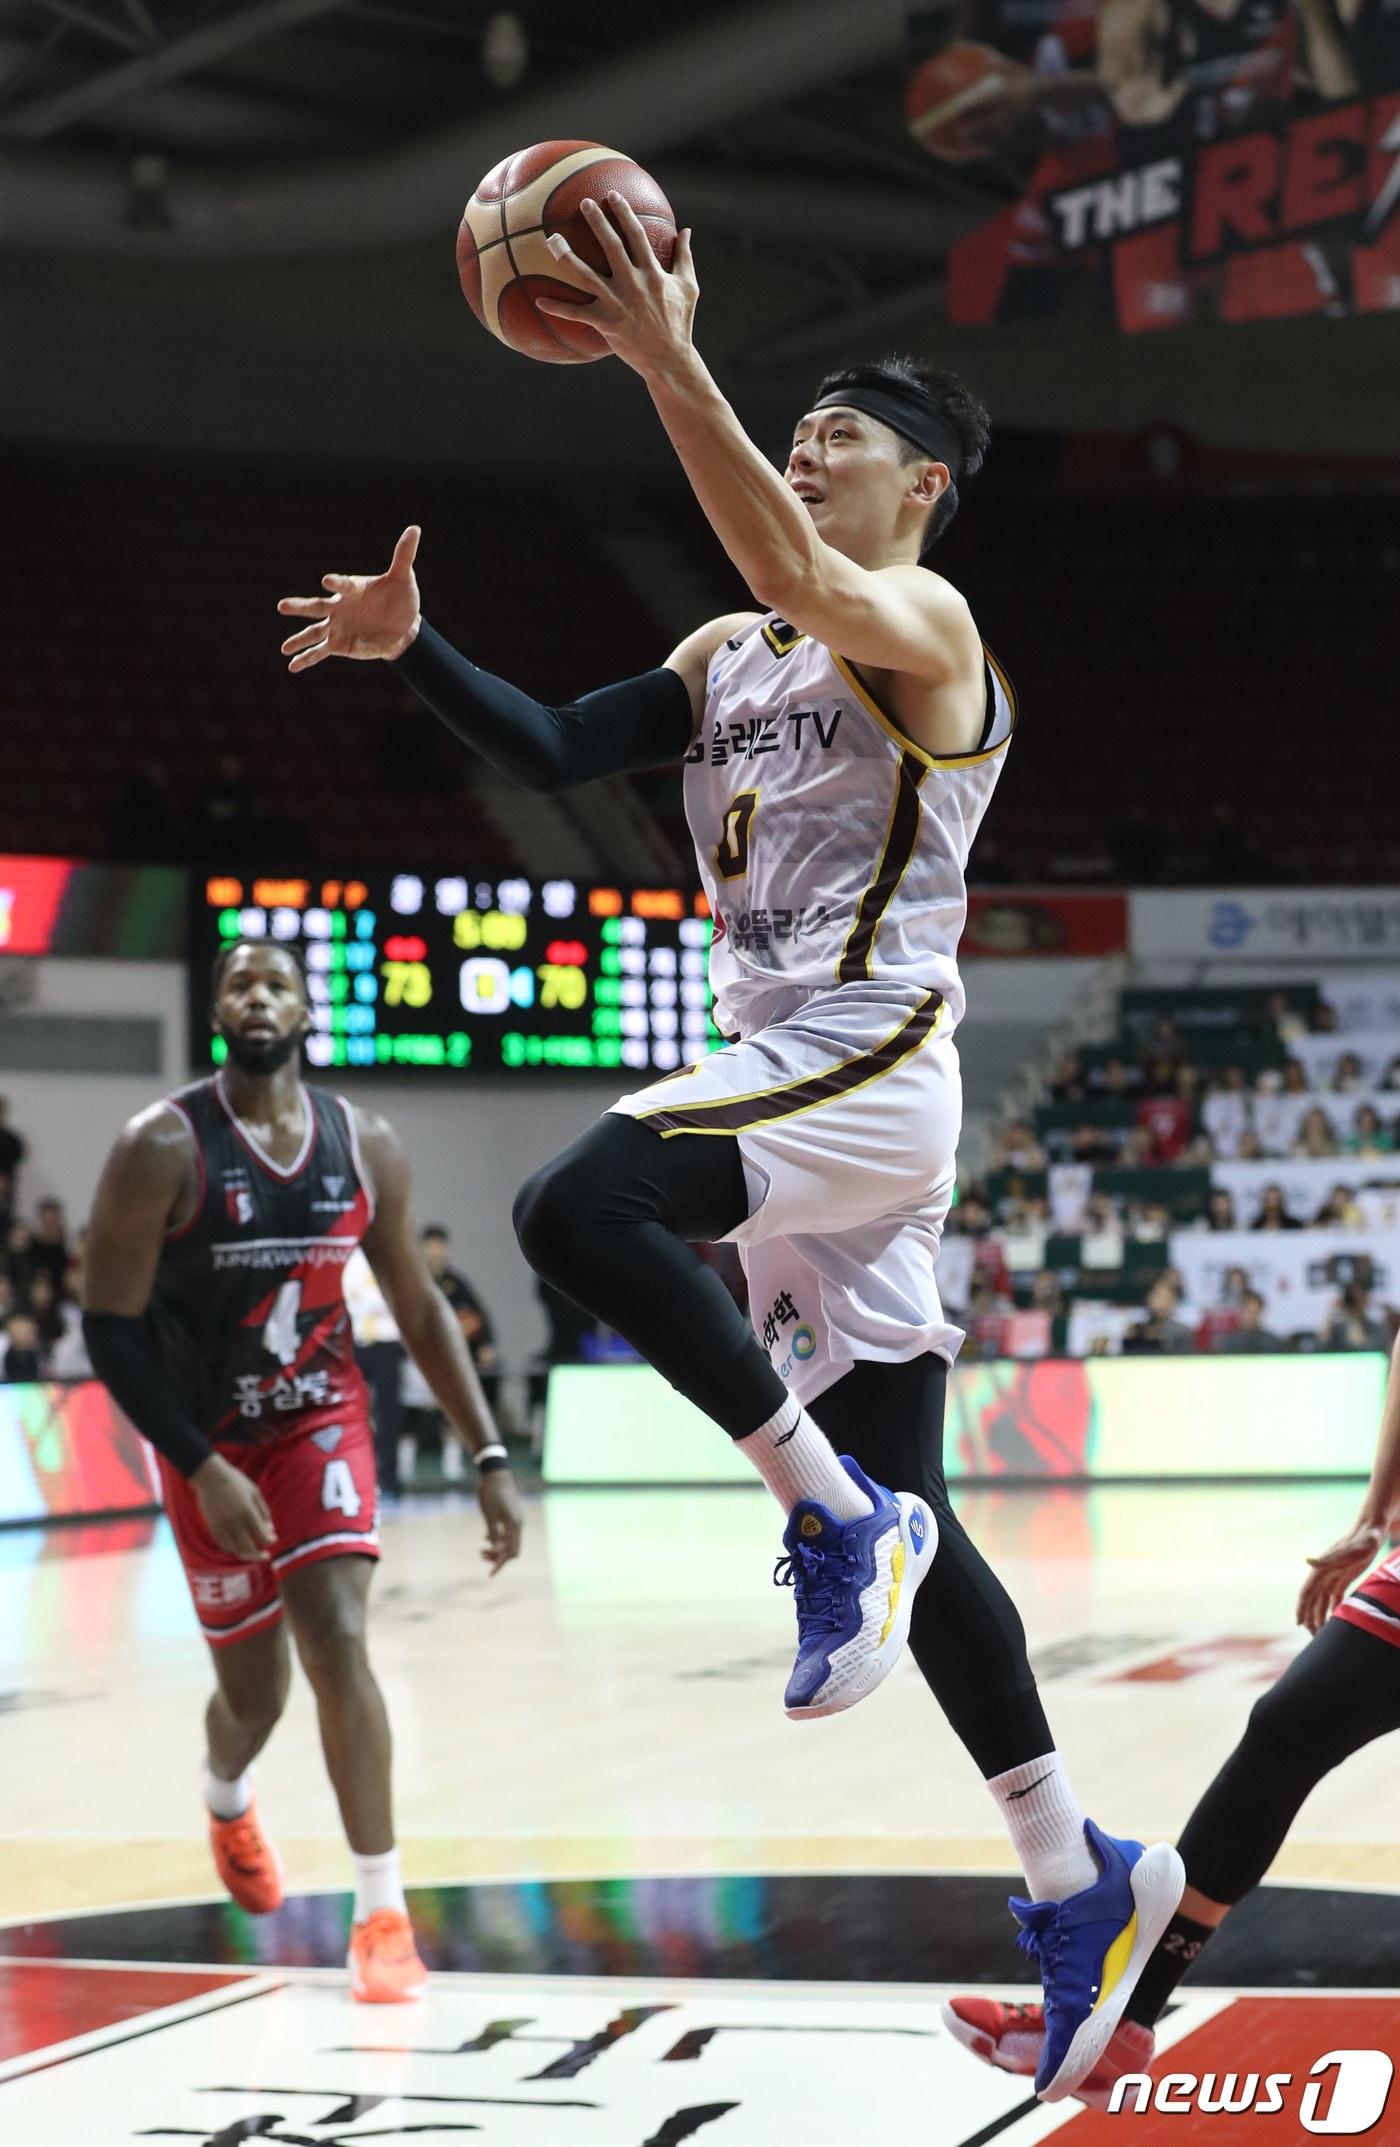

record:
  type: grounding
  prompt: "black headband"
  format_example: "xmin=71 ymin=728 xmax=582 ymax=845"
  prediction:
xmin=810 ymin=385 xmax=963 ymax=480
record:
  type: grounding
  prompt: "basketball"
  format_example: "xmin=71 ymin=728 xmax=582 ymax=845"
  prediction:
xmin=904 ymin=43 xmax=1023 ymax=163
xmin=457 ymin=139 xmax=677 ymax=364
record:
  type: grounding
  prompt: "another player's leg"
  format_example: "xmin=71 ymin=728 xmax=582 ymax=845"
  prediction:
xmin=203 ymin=1618 xmax=292 ymax=1914
xmin=157 ymin=1450 xmax=292 ymax=1913
xmin=514 ymin=1112 xmax=935 ymax=1718
xmin=947 ymin=1614 xmax=1400 ymax=2101
xmin=815 ymin=1356 xmax=1183 ymax=2101
xmin=279 ymin=1553 xmax=427 ymax=2003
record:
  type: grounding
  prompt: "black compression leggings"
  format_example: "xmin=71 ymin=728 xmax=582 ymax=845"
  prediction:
xmin=515 ymin=1112 xmax=1054 ymax=1778
xmin=1179 ymin=1614 xmax=1400 ymax=1904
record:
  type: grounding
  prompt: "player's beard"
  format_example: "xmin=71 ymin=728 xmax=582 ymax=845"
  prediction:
xmin=220 ymin=1027 xmax=303 ymax=1076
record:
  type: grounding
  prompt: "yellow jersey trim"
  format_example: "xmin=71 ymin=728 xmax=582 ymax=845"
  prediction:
xmin=831 ymin=649 xmax=1018 ymax=771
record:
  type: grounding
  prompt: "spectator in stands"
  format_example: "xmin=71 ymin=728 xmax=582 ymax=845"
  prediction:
xmin=1293 ymin=1106 xmax=1339 ymax=1160
xmin=997 ymin=1121 xmax=1046 ymax=1171
xmin=1048 ymin=1052 xmax=1087 ymax=1103
xmin=25 ymin=1271 xmax=66 ymax=1355
xmin=107 ymin=759 xmax=181 ymax=863
xmin=1280 ymin=1058 xmax=1309 ymax=1095
xmin=1314 ymin=1184 xmax=1363 ymax=1228
xmin=949 ymin=1185 xmax=993 ymax=1236
xmin=1380 ymin=1054 xmax=1400 ymax=1093
xmin=1253 ymin=1183 xmax=1304 ymax=1231
xmin=1331 ymin=1051 xmax=1366 ymax=1094
xmin=0 ymin=1172 xmax=13 ymax=1238
xmin=1139 ymin=1015 xmax=1187 ymax=1093
xmin=1127 ymin=1200 xmax=1172 ymax=1244
xmin=1203 ymin=1066 xmax=1251 ymax=1158
xmin=1 ymin=1311 xmax=44 ymax=1382
xmin=1221 ymin=1264 xmax=1251 ymax=1304
xmin=1136 ymin=1063 xmax=1199 ymax=1164
xmin=1212 ymin=1289 xmax=1282 ymax=1354
xmin=196 ymin=750 xmax=264 ymax=859
xmin=1236 ymin=1128 xmax=1266 ymax=1161
xmin=0 ymin=1100 xmax=24 ymax=1200
xmin=1346 ymin=1103 xmax=1395 ymax=1158
xmin=0 ymin=1274 xmax=14 ymax=1328
xmin=1319 ymin=1280 xmax=1390 ymax=1353
xmin=1308 ymin=1000 xmax=1340 ymax=1034
xmin=3 ymin=1220 xmax=34 ymax=1297
xmin=1122 ymin=1271 xmax=1194 ymax=1354
xmin=28 ymin=1200 xmax=68 ymax=1292
xmin=962 ymin=1277 xmax=1012 ymax=1361
xmin=1069 ymin=1120 xmax=1124 ymax=1165
xmin=1094 ymin=1055 xmax=1140 ymax=1098
xmin=1266 ymin=993 xmax=1307 ymax=1044
xmin=421 ymin=1224 xmax=500 ymax=1413
xmin=1205 ymin=1188 xmax=1238 ymax=1231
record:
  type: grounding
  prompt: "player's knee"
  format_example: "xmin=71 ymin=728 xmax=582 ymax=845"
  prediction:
xmin=292 ymin=1604 xmax=369 ymax=1687
xmin=1242 ymin=1678 xmax=1297 ymax=1758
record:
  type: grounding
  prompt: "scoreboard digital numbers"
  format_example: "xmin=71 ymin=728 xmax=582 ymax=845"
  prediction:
xmin=194 ymin=872 xmax=721 ymax=1076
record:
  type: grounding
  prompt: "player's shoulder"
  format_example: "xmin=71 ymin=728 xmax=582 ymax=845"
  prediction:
xmin=877 ymin=560 xmax=979 ymax=632
xmin=110 ymin=1094 xmax=202 ymax=1177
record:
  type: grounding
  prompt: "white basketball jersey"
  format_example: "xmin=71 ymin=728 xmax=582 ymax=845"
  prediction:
xmin=684 ymin=612 xmax=1016 ymax=1040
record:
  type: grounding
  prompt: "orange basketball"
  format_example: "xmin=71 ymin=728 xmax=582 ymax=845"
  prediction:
xmin=904 ymin=43 xmax=1021 ymax=164
xmin=457 ymin=139 xmax=677 ymax=364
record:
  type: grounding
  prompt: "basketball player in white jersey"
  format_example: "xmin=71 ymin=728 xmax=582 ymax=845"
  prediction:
xmin=276 ymin=195 xmax=1181 ymax=2100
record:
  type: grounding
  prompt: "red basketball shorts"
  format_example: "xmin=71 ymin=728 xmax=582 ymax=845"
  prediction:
xmin=1335 ymin=1546 xmax=1400 ymax=1654
xmin=160 ymin=1405 xmax=380 ymax=1648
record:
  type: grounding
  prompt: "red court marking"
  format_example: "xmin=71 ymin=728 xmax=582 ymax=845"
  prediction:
xmin=1112 ymin=1637 xmax=1288 ymax=1684
xmin=1061 ymin=1997 xmax=1400 ymax=2140
xmin=0 ymin=1962 xmax=248 ymax=2062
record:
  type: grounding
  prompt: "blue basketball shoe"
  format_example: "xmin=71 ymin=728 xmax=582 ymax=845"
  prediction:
xmin=774 ymin=1457 xmax=937 ymax=1720
xmin=1010 ymin=1818 xmax=1184 ymax=2102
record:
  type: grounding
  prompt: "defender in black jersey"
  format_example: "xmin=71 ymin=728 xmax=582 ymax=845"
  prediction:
xmin=83 ymin=939 xmax=522 ymax=2003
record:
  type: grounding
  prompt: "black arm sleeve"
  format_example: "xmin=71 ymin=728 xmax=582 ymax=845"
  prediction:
xmin=394 ymin=621 xmax=694 ymax=794
xmin=82 ymin=1312 xmax=213 ymax=1478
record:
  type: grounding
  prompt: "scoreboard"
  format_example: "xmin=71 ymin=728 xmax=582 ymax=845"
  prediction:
xmin=194 ymin=871 xmax=720 ymax=1076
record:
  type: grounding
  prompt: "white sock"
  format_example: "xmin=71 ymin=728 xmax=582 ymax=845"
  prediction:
xmin=988 ymin=1753 xmax=1098 ymax=1902
xmin=203 ymin=1761 xmax=252 ymax=1821
xmin=352 ymin=1847 xmax=407 ymax=1922
xmin=734 ymin=1394 xmax=874 ymax=1520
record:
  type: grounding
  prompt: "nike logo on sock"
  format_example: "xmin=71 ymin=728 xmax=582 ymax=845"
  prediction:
xmin=773 ymin=1427 xmax=798 ymax=1447
xmin=1006 ymin=1771 xmax=1055 ymax=1802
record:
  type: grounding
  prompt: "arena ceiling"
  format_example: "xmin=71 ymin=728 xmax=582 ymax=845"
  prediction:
xmin=0 ymin=0 xmax=988 ymax=375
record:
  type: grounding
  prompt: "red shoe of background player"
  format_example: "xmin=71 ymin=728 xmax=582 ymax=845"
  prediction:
xmin=348 ymin=1909 xmax=428 ymax=2003
xmin=941 ymin=1996 xmax=1157 ymax=2109
xmin=209 ymin=1802 xmax=285 ymax=1915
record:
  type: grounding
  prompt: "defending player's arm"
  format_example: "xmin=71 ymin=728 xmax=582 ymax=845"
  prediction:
xmin=277 ymin=530 xmax=754 ymax=782
xmin=1298 ymin=1332 xmax=1400 ymax=1633
xmin=82 ymin=1111 xmax=276 ymax=1561
xmin=533 ymin=200 xmax=981 ymax=694
xmin=354 ymin=1112 xmax=524 ymax=1575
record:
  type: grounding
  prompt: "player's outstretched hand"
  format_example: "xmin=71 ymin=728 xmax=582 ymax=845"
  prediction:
xmin=1297 ymin=1521 xmax=1385 ymax=1633
xmin=277 ymin=525 xmax=422 ymax=671
xmin=478 ymin=1467 xmax=524 ymax=1577
xmin=193 ymin=1452 xmax=277 ymax=1562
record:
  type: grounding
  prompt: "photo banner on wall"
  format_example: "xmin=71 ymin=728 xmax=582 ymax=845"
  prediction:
xmin=904 ymin=4 xmax=1400 ymax=331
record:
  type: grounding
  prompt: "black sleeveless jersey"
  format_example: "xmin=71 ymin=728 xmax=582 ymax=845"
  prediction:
xmin=147 ymin=1076 xmax=374 ymax=1444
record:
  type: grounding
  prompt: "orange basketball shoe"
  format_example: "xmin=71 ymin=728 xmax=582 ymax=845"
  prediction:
xmin=348 ymin=1909 xmax=428 ymax=2003
xmin=208 ymin=1802 xmax=285 ymax=1915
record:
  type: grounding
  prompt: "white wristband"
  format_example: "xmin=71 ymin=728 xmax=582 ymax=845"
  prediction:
xmin=473 ymin=1443 xmax=509 ymax=1467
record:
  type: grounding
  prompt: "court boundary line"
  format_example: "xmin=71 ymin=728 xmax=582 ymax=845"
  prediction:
xmin=0 ymin=1971 xmax=283 ymax=2087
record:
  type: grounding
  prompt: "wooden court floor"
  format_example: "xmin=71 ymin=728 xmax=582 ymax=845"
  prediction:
xmin=3 ymin=1479 xmax=1397 ymax=1925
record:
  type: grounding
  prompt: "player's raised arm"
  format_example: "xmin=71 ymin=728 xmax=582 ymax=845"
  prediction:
xmin=354 ymin=1112 xmax=524 ymax=1575
xmin=1298 ymin=1332 xmax=1400 ymax=1633
xmin=83 ymin=1110 xmax=276 ymax=1561
xmin=535 ymin=198 xmax=982 ymax=692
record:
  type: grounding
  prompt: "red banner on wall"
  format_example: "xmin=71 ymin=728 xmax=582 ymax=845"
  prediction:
xmin=963 ymin=888 xmax=1128 ymax=957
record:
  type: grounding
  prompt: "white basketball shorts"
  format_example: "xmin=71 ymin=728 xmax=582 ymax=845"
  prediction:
xmin=611 ymin=983 xmax=965 ymax=1406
